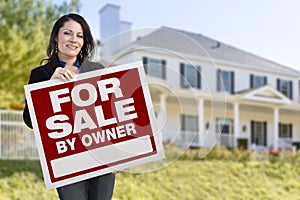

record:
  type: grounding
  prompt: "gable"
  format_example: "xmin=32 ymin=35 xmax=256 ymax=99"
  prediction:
xmin=239 ymin=85 xmax=291 ymax=104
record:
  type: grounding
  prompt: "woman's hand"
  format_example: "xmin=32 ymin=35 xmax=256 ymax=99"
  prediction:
xmin=51 ymin=67 xmax=75 ymax=81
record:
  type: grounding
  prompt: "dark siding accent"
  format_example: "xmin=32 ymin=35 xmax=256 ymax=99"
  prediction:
xmin=197 ymin=66 xmax=201 ymax=89
xmin=230 ymin=71 xmax=235 ymax=94
xmin=142 ymin=57 xmax=148 ymax=74
xmin=180 ymin=63 xmax=185 ymax=87
xmin=263 ymin=121 xmax=267 ymax=146
xmin=289 ymin=81 xmax=293 ymax=100
xmin=289 ymin=124 xmax=293 ymax=138
xmin=161 ymin=60 xmax=166 ymax=79
xmin=250 ymin=74 xmax=254 ymax=88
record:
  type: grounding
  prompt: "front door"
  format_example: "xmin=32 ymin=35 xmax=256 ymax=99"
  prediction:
xmin=251 ymin=121 xmax=267 ymax=146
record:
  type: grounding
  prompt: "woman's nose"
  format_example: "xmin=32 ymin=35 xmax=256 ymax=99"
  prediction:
xmin=70 ymin=34 xmax=78 ymax=42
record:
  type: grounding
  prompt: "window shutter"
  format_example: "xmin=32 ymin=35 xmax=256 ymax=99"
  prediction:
xmin=161 ymin=60 xmax=166 ymax=79
xmin=289 ymin=81 xmax=293 ymax=100
xmin=142 ymin=57 xmax=148 ymax=74
xmin=217 ymin=69 xmax=221 ymax=91
xmin=278 ymin=123 xmax=282 ymax=138
xmin=230 ymin=71 xmax=235 ymax=94
xmin=263 ymin=76 xmax=267 ymax=85
xmin=180 ymin=63 xmax=185 ymax=87
xmin=251 ymin=120 xmax=254 ymax=144
xmin=181 ymin=115 xmax=185 ymax=131
xmin=250 ymin=74 xmax=254 ymax=88
xmin=263 ymin=121 xmax=267 ymax=146
xmin=276 ymin=79 xmax=280 ymax=90
xmin=289 ymin=124 xmax=293 ymax=138
xmin=197 ymin=66 xmax=201 ymax=89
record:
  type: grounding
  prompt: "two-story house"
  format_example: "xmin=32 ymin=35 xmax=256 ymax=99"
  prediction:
xmin=98 ymin=4 xmax=300 ymax=151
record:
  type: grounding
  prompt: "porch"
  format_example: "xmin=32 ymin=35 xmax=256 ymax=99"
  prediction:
xmin=150 ymin=82 xmax=300 ymax=151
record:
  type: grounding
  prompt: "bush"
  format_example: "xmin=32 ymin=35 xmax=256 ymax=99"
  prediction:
xmin=163 ymin=143 xmax=300 ymax=164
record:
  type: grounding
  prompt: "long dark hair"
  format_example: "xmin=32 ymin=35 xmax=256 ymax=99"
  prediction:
xmin=41 ymin=13 xmax=95 ymax=67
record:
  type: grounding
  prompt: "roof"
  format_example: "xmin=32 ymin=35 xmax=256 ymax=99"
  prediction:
xmin=132 ymin=27 xmax=300 ymax=76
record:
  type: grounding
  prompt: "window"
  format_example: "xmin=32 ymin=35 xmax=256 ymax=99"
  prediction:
xmin=217 ymin=70 xmax=234 ymax=94
xmin=250 ymin=74 xmax=267 ymax=88
xmin=216 ymin=118 xmax=233 ymax=134
xmin=181 ymin=115 xmax=198 ymax=131
xmin=142 ymin=57 xmax=166 ymax=79
xmin=180 ymin=63 xmax=201 ymax=89
xmin=277 ymin=79 xmax=293 ymax=99
xmin=181 ymin=115 xmax=199 ymax=145
xmin=279 ymin=123 xmax=292 ymax=138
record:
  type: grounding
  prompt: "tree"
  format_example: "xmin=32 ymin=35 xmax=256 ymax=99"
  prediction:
xmin=0 ymin=0 xmax=80 ymax=109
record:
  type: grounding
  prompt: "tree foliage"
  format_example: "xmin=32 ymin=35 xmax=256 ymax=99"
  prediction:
xmin=0 ymin=0 xmax=80 ymax=108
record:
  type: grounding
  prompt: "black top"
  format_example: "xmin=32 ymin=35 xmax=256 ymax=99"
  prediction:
xmin=23 ymin=60 xmax=104 ymax=129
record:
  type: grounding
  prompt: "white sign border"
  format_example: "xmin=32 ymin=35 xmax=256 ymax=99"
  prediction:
xmin=24 ymin=61 xmax=164 ymax=189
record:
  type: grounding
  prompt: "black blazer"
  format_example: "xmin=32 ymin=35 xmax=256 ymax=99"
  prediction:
xmin=23 ymin=60 xmax=104 ymax=129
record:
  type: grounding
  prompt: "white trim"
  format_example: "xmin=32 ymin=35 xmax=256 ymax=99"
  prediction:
xmin=198 ymin=99 xmax=204 ymax=146
xmin=273 ymin=108 xmax=279 ymax=150
xmin=233 ymin=103 xmax=239 ymax=148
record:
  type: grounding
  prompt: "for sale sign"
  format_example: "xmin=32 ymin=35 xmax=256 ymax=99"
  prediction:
xmin=24 ymin=61 xmax=164 ymax=189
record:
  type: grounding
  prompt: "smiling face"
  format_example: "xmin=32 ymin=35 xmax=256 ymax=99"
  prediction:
xmin=56 ymin=19 xmax=84 ymax=62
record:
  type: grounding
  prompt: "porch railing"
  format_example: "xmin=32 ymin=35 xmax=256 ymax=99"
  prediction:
xmin=0 ymin=110 xmax=38 ymax=159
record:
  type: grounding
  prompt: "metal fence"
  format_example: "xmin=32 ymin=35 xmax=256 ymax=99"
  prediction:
xmin=0 ymin=109 xmax=38 ymax=159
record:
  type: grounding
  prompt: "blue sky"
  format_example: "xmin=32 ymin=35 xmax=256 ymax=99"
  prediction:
xmin=53 ymin=0 xmax=300 ymax=70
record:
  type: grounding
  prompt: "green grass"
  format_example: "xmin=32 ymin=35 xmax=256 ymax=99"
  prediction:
xmin=1 ymin=159 xmax=300 ymax=200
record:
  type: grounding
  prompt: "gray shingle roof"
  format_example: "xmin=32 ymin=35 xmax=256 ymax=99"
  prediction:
xmin=132 ymin=27 xmax=300 ymax=76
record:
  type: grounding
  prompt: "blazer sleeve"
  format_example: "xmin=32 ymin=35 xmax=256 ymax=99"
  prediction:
xmin=23 ymin=67 xmax=52 ymax=129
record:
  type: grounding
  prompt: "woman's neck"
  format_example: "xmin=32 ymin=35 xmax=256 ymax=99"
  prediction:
xmin=57 ymin=54 xmax=77 ymax=67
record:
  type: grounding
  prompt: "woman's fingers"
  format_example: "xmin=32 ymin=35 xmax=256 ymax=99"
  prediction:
xmin=51 ymin=67 xmax=75 ymax=81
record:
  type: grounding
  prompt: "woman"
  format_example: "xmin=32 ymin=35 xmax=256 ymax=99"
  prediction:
xmin=23 ymin=13 xmax=115 ymax=200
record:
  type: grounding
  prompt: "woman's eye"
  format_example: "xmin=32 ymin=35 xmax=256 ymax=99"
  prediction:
xmin=78 ymin=35 xmax=83 ymax=38
xmin=63 ymin=32 xmax=70 ymax=35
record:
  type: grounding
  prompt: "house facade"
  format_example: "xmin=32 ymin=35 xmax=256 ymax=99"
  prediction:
xmin=98 ymin=4 xmax=300 ymax=151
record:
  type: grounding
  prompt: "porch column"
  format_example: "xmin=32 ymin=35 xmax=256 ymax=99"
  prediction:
xmin=273 ymin=107 xmax=279 ymax=151
xmin=233 ymin=103 xmax=239 ymax=148
xmin=198 ymin=99 xmax=204 ymax=146
xmin=158 ymin=94 xmax=167 ymax=124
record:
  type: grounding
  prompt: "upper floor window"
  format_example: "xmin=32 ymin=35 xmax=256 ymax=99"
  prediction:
xmin=250 ymin=74 xmax=267 ymax=88
xmin=277 ymin=79 xmax=293 ymax=99
xmin=217 ymin=69 xmax=234 ymax=94
xmin=142 ymin=57 xmax=166 ymax=79
xmin=180 ymin=63 xmax=201 ymax=89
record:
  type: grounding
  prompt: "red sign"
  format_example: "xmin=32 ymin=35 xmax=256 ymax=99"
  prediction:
xmin=24 ymin=61 xmax=164 ymax=189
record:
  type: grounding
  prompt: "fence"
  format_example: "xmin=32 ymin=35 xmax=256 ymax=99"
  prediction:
xmin=0 ymin=109 xmax=38 ymax=159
